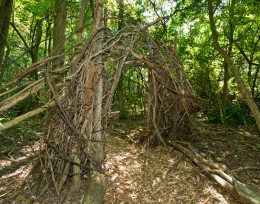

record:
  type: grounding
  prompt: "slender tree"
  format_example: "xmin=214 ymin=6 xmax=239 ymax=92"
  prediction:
xmin=117 ymin=0 xmax=127 ymax=119
xmin=0 ymin=0 xmax=13 ymax=82
xmin=53 ymin=0 xmax=67 ymax=67
xmin=208 ymin=0 xmax=260 ymax=133
xmin=220 ymin=0 xmax=235 ymax=127
xmin=77 ymin=0 xmax=88 ymax=46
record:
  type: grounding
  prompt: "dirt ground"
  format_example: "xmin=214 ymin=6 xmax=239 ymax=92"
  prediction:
xmin=0 ymin=115 xmax=259 ymax=203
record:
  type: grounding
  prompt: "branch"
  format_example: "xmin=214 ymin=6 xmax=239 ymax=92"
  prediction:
xmin=0 ymin=100 xmax=56 ymax=131
xmin=152 ymin=71 xmax=168 ymax=148
xmin=0 ymin=52 xmax=75 ymax=92
xmin=0 ymin=80 xmax=45 ymax=112
xmin=10 ymin=22 xmax=30 ymax=50
xmin=170 ymin=141 xmax=260 ymax=204
xmin=233 ymin=41 xmax=260 ymax=66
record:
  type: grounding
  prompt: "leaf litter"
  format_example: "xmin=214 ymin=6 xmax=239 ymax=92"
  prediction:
xmin=0 ymin=116 xmax=259 ymax=203
xmin=104 ymin=133 xmax=237 ymax=203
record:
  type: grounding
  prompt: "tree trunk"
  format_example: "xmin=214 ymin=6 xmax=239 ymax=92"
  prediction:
xmin=77 ymin=0 xmax=88 ymax=46
xmin=53 ymin=0 xmax=67 ymax=67
xmin=221 ymin=0 xmax=234 ymax=127
xmin=208 ymin=0 xmax=260 ymax=133
xmin=31 ymin=19 xmax=43 ymax=80
xmin=118 ymin=75 xmax=127 ymax=119
xmin=117 ymin=0 xmax=127 ymax=119
xmin=91 ymin=0 xmax=105 ymax=165
xmin=82 ymin=0 xmax=107 ymax=202
xmin=0 ymin=0 xmax=13 ymax=83
xmin=31 ymin=0 xmax=107 ymax=201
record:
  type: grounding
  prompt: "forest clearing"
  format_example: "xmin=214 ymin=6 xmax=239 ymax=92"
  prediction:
xmin=0 ymin=0 xmax=260 ymax=203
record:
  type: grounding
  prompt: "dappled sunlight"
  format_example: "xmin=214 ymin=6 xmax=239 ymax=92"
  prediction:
xmin=0 ymin=160 xmax=12 ymax=167
xmin=0 ymin=143 xmax=37 ymax=199
xmin=104 ymin=131 xmax=236 ymax=203
xmin=203 ymin=186 xmax=230 ymax=204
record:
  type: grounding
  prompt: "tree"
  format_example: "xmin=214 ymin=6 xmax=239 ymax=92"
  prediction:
xmin=219 ymin=0 xmax=235 ymax=127
xmin=208 ymin=0 xmax=260 ymax=133
xmin=117 ymin=0 xmax=128 ymax=119
xmin=26 ymin=0 xmax=107 ymax=202
xmin=77 ymin=0 xmax=88 ymax=46
xmin=0 ymin=0 xmax=13 ymax=82
xmin=53 ymin=0 xmax=67 ymax=67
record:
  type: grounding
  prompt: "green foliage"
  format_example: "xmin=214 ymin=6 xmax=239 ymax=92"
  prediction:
xmin=209 ymin=100 xmax=256 ymax=127
xmin=2 ymin=0 xmax=259 ymax=130
xmin=0 ymin=119 xmax=42 ymax=155
xmin=168 ymin=0 xmax=260 ymax=129
xmin=112 ymin=67 xmax=147 ymax=114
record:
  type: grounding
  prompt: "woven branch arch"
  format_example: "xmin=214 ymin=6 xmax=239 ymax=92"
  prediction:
xmin=0 ymin=21 xmax=199 ymax=197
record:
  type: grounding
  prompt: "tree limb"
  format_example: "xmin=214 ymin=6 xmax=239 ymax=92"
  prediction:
xmin=0 ymin=100 xmax=56 ymax=131
xmin=170 ymin=141 xmax=260 ymax=204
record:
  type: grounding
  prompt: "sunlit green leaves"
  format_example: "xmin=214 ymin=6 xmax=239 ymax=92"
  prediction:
xmin=18 ymin=0 xmax=53 ymax=18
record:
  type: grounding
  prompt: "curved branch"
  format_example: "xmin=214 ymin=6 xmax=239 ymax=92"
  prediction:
xmin=10 ymin=22 xmax=29 ymax=50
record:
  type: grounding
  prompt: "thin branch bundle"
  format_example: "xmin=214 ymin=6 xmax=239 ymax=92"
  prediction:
xmin=1 ymin=19 xmax=199 ymax=198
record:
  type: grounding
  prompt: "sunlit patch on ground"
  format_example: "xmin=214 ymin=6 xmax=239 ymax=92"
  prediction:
xmin=104 ymin=133 xmax=236 ymax=203
xmin=0 ymin=142 xmax=38 ymax=200
xmin=0 ymin=117 xmax=258 ymax=203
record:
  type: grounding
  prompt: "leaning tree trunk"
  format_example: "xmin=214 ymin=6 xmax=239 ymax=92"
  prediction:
xmin=208 ymin=0 xmax=260 ymax=133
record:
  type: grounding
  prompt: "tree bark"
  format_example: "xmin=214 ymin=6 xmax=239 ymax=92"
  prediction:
xmin=77 ymin=0 xmax=88 ymax=46
xmin=92 ymin=0 xmax=105 ymax=167
xmin=220 ymin=0 xmax=234 ymax=127
xmin=117 ymin=0 xmax=127 ymax=119
xmin=53 ymin=0 xmax=67 ymax=67
xmin=170 ymin=141 xmax=260 ymax=204
xmin=0 ymin=0 xmax=13 ymax=83
xmin=83 ymin=0 xmax=106 ymax=202
xmin=208 ymin=0 xmax=260 ymax=133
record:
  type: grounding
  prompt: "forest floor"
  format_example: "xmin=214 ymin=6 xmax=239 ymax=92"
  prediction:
xmin=0 ymin=114 xmax=259 ymax=203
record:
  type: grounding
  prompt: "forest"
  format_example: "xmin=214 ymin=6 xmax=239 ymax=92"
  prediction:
xmin=0 ymin=0 xmax=259 ymax=203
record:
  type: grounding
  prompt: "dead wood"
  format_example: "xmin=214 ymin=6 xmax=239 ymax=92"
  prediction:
xmin=0 ymin=17 xmax=200 ymax=202
xmin=232 ymin=167 xmax=260 ymax=173
xmin=0 ymin=52 xmax=76 ymax=92
xmin=170 ymin=141 xmax=260 ymax=204
xmin=0 ymin=79 xmax=45 ymax=112
xmin=0 ymin=99 xmax=57 ymax=131
xmin=0 ymin=82 xmax=30 ymax=98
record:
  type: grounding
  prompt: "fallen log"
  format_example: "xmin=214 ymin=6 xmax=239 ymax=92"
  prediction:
xmin=170 ymin=141 xmax=260 ymax=204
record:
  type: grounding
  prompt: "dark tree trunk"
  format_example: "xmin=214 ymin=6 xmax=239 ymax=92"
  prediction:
xmin=220 ymin=0 xmax=234 ymax=127
xmin=0 ymin=0 xmax=13 ymax=83
xmin=117 ymin=0 xmax=127 ymax=119
xmin=53 ymin=0 xmax=67 ymax=67
xmin=31 ymin=19 xmax=43 ymax=80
